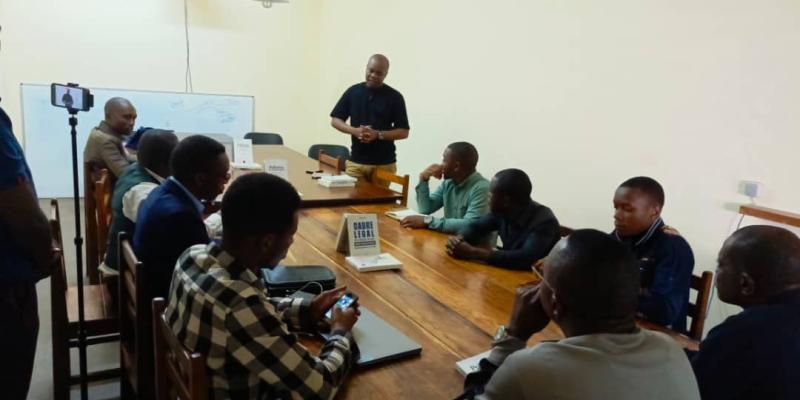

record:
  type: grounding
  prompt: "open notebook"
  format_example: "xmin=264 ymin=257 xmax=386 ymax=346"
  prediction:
xmin=384 ymin=208 xmax=424 ymax=221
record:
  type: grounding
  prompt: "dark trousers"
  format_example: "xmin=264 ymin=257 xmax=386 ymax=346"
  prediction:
xmin=0 ymin=282 xmax=39 ymax=400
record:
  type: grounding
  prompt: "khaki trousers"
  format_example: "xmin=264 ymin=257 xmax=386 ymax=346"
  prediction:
xmin=345 ymin=160 xmax=397 ymax=188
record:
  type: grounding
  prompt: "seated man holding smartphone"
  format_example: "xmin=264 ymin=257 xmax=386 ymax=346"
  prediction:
xmin=165 ymin=173 xmax=360 ymax=400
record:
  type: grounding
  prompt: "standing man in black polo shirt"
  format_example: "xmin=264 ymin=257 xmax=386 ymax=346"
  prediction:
xmin=330 ymin=54 xmax=410 ymax=187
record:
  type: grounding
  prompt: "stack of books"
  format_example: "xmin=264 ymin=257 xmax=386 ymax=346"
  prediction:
xmin=346 ymin=253 xmax=403 ymax=272
xmin=318 ymin=175 xmax=358 ymax=188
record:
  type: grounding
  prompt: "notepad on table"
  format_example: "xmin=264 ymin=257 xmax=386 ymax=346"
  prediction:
xmin=384 ymin=208 xmax=424 ymax=221
xmin=455 ymin=350 xmax=491 ymax=376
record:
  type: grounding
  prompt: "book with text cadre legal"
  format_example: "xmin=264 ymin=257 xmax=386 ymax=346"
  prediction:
xmin=336 ymin=213 xmax=403 ymax=272
xmin=335 ymin=213 xmax=381 ymax=256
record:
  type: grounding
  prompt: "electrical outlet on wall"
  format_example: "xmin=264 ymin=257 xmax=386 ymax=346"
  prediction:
xmin=740 ymin=180 xmax=763 ymax=199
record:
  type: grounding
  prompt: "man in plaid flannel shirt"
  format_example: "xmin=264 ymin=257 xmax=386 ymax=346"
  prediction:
xmin=165 ymin=173 xmax=360 ymax=399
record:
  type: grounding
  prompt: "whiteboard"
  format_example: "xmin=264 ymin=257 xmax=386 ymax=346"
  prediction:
xmin=20 ymin=84 xmax=254 ymax=197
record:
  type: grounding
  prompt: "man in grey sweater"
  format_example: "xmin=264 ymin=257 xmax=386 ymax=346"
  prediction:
xmin=459 ymin=229 xmax=700 ymax=400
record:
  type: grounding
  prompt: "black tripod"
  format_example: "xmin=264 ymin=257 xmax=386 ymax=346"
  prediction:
xmin=67 ymin=110 xmax=90 ymax=400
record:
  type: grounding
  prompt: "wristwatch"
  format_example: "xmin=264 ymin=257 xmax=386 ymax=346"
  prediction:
xmin=377 ymin=130 xmax=384 ymax=140
xmin=424 ymin=215 xmax=433 ymax=225
xmin=494 ymin=325 xmax=511 ymax=341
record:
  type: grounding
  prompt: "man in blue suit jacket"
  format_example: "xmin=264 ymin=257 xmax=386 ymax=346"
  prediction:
xmin=134 ymin=135 xmax=230 ymax=300
xmin=611 ymin=176 xmax=694 ymax=333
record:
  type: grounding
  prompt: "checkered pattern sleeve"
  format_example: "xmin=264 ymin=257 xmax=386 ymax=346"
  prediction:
xmin=268 ymin=296 xmax=315 ymax=332
xmin=226 ymin=294 xmax=356 ymax=400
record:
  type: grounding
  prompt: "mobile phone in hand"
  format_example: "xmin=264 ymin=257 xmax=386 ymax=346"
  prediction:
xmin=325 ymin=292 xmax=358 ymax=319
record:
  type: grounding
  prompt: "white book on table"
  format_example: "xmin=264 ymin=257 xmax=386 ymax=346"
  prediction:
xmin=384 ymin=208 xmax=424 ymax=221
xmin=319 ymin=180 xmax=356 ymax=188
xmin=318 ymin=175 xmax=357 ymax=188
xmin=455 ymin=350 xmax=491 ymax=376
xmin=346 ymin=253 xmax=403 ymax=272
xmin=232 ymin=162 xmax=262 ymax=171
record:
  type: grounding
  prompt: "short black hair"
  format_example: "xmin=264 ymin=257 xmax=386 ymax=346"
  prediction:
xmin=619 ymin=176 xmax=665 ymax=207
xmin=222 ymin=173 xmax=301 ymax=239
xmin=550 ymin=229 xmax=639 ymax=320
xmin=492 ymin=168 xmax=532 ymax=204
xmin=727 ymin=225 xmax=800 ymax=292
xmin=170 ymin=135 xmax=226 ymax=182
xmin=447 ymin=142 xmax=479 ymax=171
xmin=137 ymin=129 xmax=178 ymax=172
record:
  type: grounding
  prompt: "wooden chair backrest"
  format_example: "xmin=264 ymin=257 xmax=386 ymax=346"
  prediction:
xmin=688 ymin=271 xmax=714 ymax=341
xmin=83 ymin=162 xmax=101 ymax=283
xmin=153 ymin=298 xmax=208 ymax=400
xmin=318 ymin=150 xmax=344 ymax=173
xmin=95 ymin=168 xmax=113 ymax=259
xmin=118 ymin=233 xmax=153 ymax=397
xmin=49 ymin=199 xmax=69 ymax=332
xmin=374 ymin=169 xmax=410 ymax=207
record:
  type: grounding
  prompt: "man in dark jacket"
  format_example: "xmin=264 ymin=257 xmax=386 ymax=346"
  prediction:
xmin=612 ymin=176 xmax=694 ymax=332
xmin=134 ymin=135 xmax=230 ymax=300
xmin=446 ymin=168 xmax=560 ymax=270
xmin=691 ymin=225 xmax=800 ymax=400
xmin=103 ymin=129 xmax=177 ymax=273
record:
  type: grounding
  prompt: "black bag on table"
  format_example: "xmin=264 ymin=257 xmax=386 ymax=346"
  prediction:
xmin=262 ymin=265 xmax=336 ymax=297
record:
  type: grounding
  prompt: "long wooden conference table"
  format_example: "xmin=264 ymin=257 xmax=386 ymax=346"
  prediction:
xmin=280 ymin=201 xmax=701 ymax=399
xmin=249 ymin=145 xmax=403 ymax=207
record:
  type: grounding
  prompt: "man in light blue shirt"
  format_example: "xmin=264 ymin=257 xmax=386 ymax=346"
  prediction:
xmin=401 ymin=142 xmax=489 ymax=234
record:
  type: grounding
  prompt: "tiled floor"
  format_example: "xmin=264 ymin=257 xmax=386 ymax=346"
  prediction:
xmin=30 ymin=198 xmax=119 ymax=400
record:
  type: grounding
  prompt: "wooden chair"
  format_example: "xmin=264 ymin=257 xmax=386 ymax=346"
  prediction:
xmin=308 ymin=144 xmax=349 ymax=161
xmin=83 ymin=162 xmax=101 ymax=284
xmin=49 ymin=199 xmax=119 ymax=400
xmin=558 ymin=225 xmax=574 ymax=237
xmin=95 ymin=168 xmax=114 ymax=260
xmin=687 ymin=271 xmax=714 ymax=341
xmin=244 ymin=132 xmax=283 ymax=145
xmin=153 ymin=298 xmax=208 ymax=400
xmin=119 ymin=232 xmax=155 ymax=399
xmin=374 ymin=169 xmax=410 ymax=207
xmin=318 ymin=149 xmax=345 ymax=173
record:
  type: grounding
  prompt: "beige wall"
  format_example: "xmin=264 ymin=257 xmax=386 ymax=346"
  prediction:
xmin=2 ymin=0 xmax=799 ymax=331
xmin=311 ymin=0 xmax=800 ymax=330
xmin=0 ymin=0 xmax=323 ymax=149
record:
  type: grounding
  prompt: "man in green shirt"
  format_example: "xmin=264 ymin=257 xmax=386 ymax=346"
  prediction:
xmin=401 ymin=142 xmax=489 ymax=234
